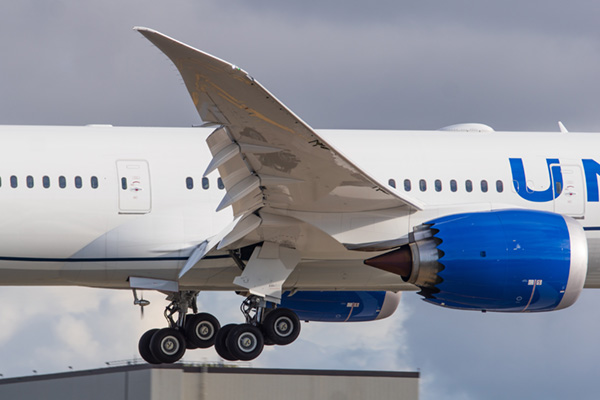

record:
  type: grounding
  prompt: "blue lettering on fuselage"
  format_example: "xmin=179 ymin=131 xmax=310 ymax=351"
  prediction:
xmin=510 ymin=158 xmax=600 ymax=203
xmin=509 ymin=158 xmax=562 ymax=202
xmin=583 ymin=159 xmax=600 ymax=202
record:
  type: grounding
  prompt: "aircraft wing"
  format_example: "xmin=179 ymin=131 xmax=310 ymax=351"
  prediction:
xmin=136 ymin=27 xmax=424 ymax=220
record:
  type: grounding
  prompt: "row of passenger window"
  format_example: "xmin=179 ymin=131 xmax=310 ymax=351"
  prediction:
xmin=388 ymin=179 xmax=504 ymax=193
xmin=185 ymin=177 xmax=225 ymax=190
xmin=186 ymin=176 xmax=504 ymax=193
xmin=0 ymin=175 xmax=99 ymax=189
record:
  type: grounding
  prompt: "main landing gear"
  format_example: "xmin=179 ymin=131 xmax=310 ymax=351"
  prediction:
xmin=213 ymin=295 xmax=301 ymax=361
xmin=138 ymin=292 xmax=301 ymax=364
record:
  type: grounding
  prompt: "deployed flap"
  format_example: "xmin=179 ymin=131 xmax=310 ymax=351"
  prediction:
xmin=135 ymin=27 xmax=424 ymax=218
xmin=178 ymin=214 xmax=244 ymax=279
xmin=233 ymin=242 xmax=301 ymax=302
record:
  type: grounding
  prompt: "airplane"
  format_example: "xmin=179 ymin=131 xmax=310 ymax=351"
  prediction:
xmin=0 ymin=26 xmax=596 ymax=364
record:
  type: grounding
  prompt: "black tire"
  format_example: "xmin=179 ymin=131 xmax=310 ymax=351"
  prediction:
xmin=263 ymin=336 xmax=275 ymax=346
xmin=184 ymin=314 xmax=198 ymax=349
xmin=226 ymin=324 xmax=264 ymax=361
xmin=149 ymin=328 xmax=186 ymax=364
xmin=214 ymin=324 xmax=238 ymax=361
xmin=259 ymin=325 xmax=275 ymax=346
xmin=185 ymin=313 xmax=221 ymax=349
xmin=139 ymin=328 xmax=161 ymax=364
xmin=262 ymin=308 xmax=301 ymax=346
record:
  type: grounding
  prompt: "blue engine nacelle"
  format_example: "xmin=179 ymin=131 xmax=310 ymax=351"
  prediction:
xmin=365 ymin=210 xmax=587 ymax=312
xmin=279 ymin=290 xmax=401 ymax=322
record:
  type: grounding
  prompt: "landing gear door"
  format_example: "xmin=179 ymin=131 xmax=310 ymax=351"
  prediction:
xmin=552 ymin=164 xmax=585 ymax=218
xmin=117 ymin=160 xmax=152 ymax=214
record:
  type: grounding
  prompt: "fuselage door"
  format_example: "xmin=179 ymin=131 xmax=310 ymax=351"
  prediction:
xmin=552 ymin=164 xmax=585 ymax=218
xmin=116 ymin=160 xmax=152 ymax=214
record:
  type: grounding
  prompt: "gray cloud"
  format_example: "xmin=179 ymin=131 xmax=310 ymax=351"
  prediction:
xmin=4 ymin=1 xmax=600 ymax=131
xmin=403 ymin=292 xmax=600 ymax=400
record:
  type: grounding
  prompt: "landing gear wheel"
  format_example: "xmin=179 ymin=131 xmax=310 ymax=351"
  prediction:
xmin=185 ymin=313 xmax=220 ymax=349
xmin=226 ymin=324 xmax=264 ymax=361
xmin=263 ymin=335 xmax=275 ymax=346
xmin=262 ymin=308 xmax=301 ymax=346
xmin=149 ymin=328 xmax=186 ymax=364
xmin=186 ymin=340 xmax=198 ymax=350
xmin=214 ymin=324 xmax=238 ymax=361
xmin=185 ymin=315 xmax=198 ymax=350
xmin=139 ymin=328 xmax=161 ymax=364
xmin=259 ymin=325 xmax=275 ymax=346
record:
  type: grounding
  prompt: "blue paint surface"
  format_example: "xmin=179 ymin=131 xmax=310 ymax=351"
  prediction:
xmin=279 ymin=291 xmax=387 ymax=322
xmin=424 ymin=210 xmax=571 ymax=312
xmin=509 ymin=158 xmax=562 ymax=202
xmin=582 ymin=159 xmax=600 ymax=202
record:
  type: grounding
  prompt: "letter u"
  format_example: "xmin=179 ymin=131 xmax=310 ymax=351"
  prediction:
xmin=509 ymin=158 xmax=562 ymax=202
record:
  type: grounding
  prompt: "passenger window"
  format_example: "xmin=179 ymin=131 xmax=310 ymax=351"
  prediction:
xmin=202 ymin=177 xmax=209 ymax=190
xmin=26 ymin=176 xmax=34 ymax=188
xmin=450 ymin=180 xmax=457 ymax=192
xmin=59 ymin=176 xmax=66 ymax=189
xmin=404 ymin=179 xmax=411 ymax=192
xmin=465 ymin=180 xmax=473 ymax=192
xmin=91 ymin=176 xmax=98 ymax=189
xmin=419 ymin=179 xmax=427 ymax=192
xmin=10 ymin=176 xmax=17 ymax=188
xmin=388 ymin=179 xmax=396 ymax=189
xmin=496 ymin=180 xmax=503 ymax=193
xmin=75 ymin=176 xmax=82 ymax=189
xmin=217 ymin=177 xmax=225 ymax=190
xmin=121 ymin=177 xmax=127 ymax=190
xmin=435 ymin=179 xmax=442 ymax=192
xmin=481 ymin=180 xmax=488 ymax=192
xmin=43 ymin=176 xmax=50 ymax=188
xmin=186 ymin=177 xmax=194 ymax=190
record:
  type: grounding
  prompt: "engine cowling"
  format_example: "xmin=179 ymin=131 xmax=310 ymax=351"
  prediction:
xmin=279 ymin=291 xmax=401 ymax=322
xmin=365 ymin=210 xmax=587 ymax=312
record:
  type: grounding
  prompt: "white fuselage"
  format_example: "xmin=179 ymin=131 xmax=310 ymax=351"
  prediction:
xmin=1 ymin=125 xmax=599 ymax=291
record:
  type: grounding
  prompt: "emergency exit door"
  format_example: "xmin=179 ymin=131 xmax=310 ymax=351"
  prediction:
xmin=551 ymin=164 xmax=585 ymax=218
xmin=117 ymin=160 xmax=152 ymax=214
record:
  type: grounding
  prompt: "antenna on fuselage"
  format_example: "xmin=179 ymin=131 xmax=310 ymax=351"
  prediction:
xmin=558 ymin=121 xmax=568 ymax=133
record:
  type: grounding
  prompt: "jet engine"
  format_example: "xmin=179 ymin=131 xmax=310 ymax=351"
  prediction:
xmin=279 ymin=290 xmax=401 ymax=322
xmin=365 ymin=210 xmax=587 ymax=312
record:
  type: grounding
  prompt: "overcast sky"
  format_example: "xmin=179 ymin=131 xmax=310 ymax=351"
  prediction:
xmin=2 ymin=1 xmax=600 ymax=399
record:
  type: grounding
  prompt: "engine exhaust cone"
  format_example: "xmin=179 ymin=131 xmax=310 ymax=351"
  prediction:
xmin=364 ymin=246 xmax=412 ymax=280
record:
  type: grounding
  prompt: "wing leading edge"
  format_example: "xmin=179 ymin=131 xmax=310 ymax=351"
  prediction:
xmin=135 ymin=27 xmax=423 ymax=218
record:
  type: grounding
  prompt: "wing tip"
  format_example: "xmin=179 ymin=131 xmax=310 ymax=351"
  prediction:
xmin=133 ymin=26 xmax=153 ymax=33
xmin=133 ymin=26 xmax=165 ymax=42
xmin=133 ymin=26 xmax=178 ymax=44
